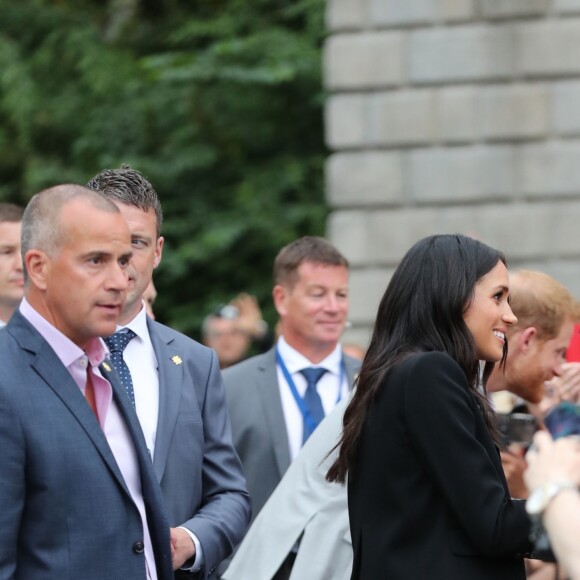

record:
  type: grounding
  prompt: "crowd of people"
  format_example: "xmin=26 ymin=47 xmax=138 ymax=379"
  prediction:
xmin=0 ymin=169 xmax=580 ymax=580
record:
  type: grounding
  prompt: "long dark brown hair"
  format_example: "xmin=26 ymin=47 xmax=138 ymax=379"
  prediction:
xmin=326 ymin=234 xmax=507 ymax=484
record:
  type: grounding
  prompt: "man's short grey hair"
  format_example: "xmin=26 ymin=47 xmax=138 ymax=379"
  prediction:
xmin=22 ymin=184 xmax=119 ymax=260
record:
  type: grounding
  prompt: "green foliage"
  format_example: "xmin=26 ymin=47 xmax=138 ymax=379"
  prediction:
xmin=0 ymin=0 xmax=327 ymax=338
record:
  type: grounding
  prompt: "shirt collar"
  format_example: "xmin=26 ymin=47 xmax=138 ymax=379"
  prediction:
xmin=115 ymin=301 xmax=148 ymax=342
xmin=276 ymin=335 xmax=342 ymax=376
xmin=19 ymin=297 xmax=107 ymax=367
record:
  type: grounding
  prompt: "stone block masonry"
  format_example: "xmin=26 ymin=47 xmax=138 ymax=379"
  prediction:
xmin=324 ymin=0 xmax=580 ymax=343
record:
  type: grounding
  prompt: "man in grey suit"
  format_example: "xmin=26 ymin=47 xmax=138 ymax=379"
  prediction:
xmin=0 ymin=185 xmax=173 ymax=579
xmin=87 ymin=166 xmax=251 ymax=579
xmin=223 ymin=236 xmax=359 ymax=578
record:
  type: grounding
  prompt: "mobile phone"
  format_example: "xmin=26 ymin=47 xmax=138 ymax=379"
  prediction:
xmin=495 ymin=412 xmax=537 ymax=449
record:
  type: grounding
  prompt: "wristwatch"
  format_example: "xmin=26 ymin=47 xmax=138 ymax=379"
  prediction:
xmin=526 ymin=480 xmax=578 ymax=517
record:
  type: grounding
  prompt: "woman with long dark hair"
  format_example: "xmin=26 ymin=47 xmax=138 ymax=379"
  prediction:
xmin=327 ymin=234 xmax=533 ymax=579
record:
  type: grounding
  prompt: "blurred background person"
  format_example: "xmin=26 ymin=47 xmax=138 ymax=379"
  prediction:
xmin=525 ymin=431 xmax=580 ymax=580
xmin=0 ymin=203 xmax=24 ymax=326
xmin=488 ymin=270 xmax=577 ymax=409
xmin=328 ymin=234 xmax=532 ymax=580
xmin=484 ymin=271 xmax=580 ymax=580
xmin=485 ymin=271 xmax=579 ymax=500
xmin=222 ymin=236 xmax=360 ymax=578
xmin=203 ymin=293 xmax=272 ymax=369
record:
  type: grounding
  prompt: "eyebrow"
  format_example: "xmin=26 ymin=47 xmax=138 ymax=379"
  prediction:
xmin=131 ymin=233 xmax=153 ymax=241
xmin=80 ymin=251 xmax=109 ymax=260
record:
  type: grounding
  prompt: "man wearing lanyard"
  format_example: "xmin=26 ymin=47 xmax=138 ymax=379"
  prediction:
xmin=0 ymin=185 xmax=172 ymax=579
xmin=222 ymin=236 xmax=360 ymax=574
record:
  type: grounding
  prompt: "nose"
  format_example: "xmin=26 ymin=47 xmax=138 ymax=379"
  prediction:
xmin=108 ymin=262 xmax=130 ymax=292
xmin=551 ymin=352 xmax=567 ymax=378
xmin=12 ymin=251 xmax=23 ymax=272
xmin=323 ymin=294 xmax=339 ymax=312
xmin=502 ymin=302 xmax=517 ymax=325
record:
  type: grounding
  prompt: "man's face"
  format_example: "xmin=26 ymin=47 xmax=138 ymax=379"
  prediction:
xmin=113 ymin=203 xmax=163 ymax=324
xmin=204 ymin=317 xmax=252 ymax=368
xmin=0 ymin=220 xmax=23 ymax=318
xmin=507 ymin=318 xmax=575 ymax=403
xmin=32 ymin=200 xmax=132 ymax=348
xmin=274 ymin=261 xmax=349 ymax=355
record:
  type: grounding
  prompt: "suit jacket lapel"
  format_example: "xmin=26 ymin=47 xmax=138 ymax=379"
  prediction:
xmin=259 ymin=348 xmax=359 ymax=479
xmin=257 ymin=349 xmax=291 ymax=479
xmin=146 ymin=318 xmax=183 ymax=481
xmin=14 ymin=323 xmax=132 ymax=496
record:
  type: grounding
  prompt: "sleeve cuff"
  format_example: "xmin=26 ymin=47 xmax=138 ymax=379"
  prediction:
xmin=178 ymin=526 xmax=204 ymax=573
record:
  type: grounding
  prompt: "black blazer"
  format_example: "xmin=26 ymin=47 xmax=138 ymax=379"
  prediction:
xmin=348 ymin=351 xmax=532 ymax=580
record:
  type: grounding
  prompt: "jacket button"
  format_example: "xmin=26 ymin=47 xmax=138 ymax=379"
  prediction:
xmin=133 ymin=541 xmax=145 ymax=554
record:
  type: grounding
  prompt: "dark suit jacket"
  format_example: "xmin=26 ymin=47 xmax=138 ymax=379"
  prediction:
xmin=223 ymin=346 xmax=360 ymax=520
xmin=146 ymin=319 xmax=251 ymax=579
xmin=0 ymin=311 xmax=173 ymax=580
xmin=348 ymin=351 xmax=532 ymax=580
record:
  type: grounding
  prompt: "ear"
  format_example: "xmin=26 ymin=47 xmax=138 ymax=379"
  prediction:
xmin=272 ymin=284 xmax=288 ymax=317
xmin=153 ymin=236 xmax=164 ymax=269
xmin=25 ymin=250 xmax=50 ymax=291
xmin=517 ymin=326 xmax=538 ymax=354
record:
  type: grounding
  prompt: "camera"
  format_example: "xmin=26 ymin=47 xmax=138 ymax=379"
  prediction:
xmin=215 ymin=304 xmax=240 ymax=320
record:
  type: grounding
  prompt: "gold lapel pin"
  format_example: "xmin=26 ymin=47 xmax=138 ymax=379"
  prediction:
xmin=171 ymin=355 xmax=183 ymax=365
xmin=102 ymin=362 xmax=112 ymax=372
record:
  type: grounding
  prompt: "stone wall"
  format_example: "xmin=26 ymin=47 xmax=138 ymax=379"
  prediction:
xmin=324 ymin=0 xmax=580 ymax=348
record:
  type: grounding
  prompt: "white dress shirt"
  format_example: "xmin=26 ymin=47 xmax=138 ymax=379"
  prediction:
xmin=115 ymin=303 xmax=204 ymax=573
xmin=117 ymin=307 xmax=159 ymax=457
xmin=276 ymin=336 xmax=348 ymax=461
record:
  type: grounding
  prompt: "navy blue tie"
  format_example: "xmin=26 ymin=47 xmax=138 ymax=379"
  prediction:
xmin=300 ymin=367 xmax=327 ymax=444
xmin=104 ymin=330 xmax=136 ymax=406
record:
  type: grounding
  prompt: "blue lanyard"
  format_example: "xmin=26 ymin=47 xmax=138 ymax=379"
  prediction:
xmin=275 ymin=347 xmax=345 ymax=434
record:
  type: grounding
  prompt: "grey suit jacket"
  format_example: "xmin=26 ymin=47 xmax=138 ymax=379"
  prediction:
xmin=222 ymin=399 xmax=352 ymax=580
xmin=146 ymin=318 xmax=251 ymax=579
xmin=0 ymin=311 xmax=173 ymax=580
xmin=223 ymin=346 xmax=359 ymax=520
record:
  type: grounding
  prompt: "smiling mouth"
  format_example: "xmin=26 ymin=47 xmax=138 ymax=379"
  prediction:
xmin=493 ymin=330 xmax=506 ymax=341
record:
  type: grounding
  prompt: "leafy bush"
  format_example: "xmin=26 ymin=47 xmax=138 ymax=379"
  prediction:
xmin=0 ymin=0 xmax=327 ymax=337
